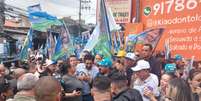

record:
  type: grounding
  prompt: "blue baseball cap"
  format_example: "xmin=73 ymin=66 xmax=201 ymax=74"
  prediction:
xmin=175 ymin=54 xmax=182 ymax=61
xmin=97 ymin=58 xmax=112 ymax=68
xmin=165 ymin=64 xmax=176 ymax=73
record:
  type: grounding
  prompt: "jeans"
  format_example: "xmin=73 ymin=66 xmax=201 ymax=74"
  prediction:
xmin=82 ymin=94 xmax=94 ymax=101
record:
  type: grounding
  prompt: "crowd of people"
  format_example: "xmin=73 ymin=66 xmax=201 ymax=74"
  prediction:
xmin=0 ymin=43 xmax=201 ymax=101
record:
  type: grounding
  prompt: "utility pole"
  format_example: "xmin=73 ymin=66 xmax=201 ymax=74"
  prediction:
xmin=79 ymin=0 xmax=82 ymax=36
xmin=135 ymin=0 xmax=140 ymax=23
xmin=0 ymin=0 xmax=5 ymax=33
xmin=79 ymin=0 xmax=91 ymax=36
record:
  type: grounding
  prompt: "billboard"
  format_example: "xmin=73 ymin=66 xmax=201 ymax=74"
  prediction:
xmin=141 ymin=0 xmax=201 ymax=60
xmin=106 ymin=0 xmax=132 ymax=23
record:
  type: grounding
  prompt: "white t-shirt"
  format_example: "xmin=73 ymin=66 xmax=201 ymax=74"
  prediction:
xmin=133 ymin=73 xmax=159 ymax=101
xmin=76 ymin=63 xmax=99 ymax=95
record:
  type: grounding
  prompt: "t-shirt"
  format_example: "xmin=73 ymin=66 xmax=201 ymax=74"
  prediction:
xmin=62 ymin=74 xmax=83 ymax=101
xmin=133 ymin=73 xmax=159 ymax=101
xmin=7 ymin=93 xmax=36 ymax=101
xmin=76 ymin=63 xmax=99 ymax=95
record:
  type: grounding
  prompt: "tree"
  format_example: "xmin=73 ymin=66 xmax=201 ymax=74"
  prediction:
xmin=0 ymin=0 xmax=5 ymax=33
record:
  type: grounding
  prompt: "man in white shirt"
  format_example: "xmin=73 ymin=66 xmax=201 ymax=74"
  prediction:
xmin=132 ymin=60 xmax=159 ymax=101
xmin=76 ymin=54 xmax=99 ymax=101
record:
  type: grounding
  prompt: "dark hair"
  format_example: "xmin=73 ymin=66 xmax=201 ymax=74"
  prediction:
xmin=69 ymin=55 xmax=77 ymax=58
xmin=59 ymin=63 xmax=71 ymax=75
xmin=84 ymin=54 xmax=94 ymax=62
xmin=163 ymin=72 xmax=177 ymax=79
xmin=110 ymin=72 xmax=128 ymax=89
xmin=188 ymin=69 xmax=201 ymax=80
xmin=83 ymin=50 xmax=91 ymax=55
xmin=167 ymin=78 xmax=194 ymax=101
xmin=194 ymin=61 xmax=201 ymax=69
xmin=93 ymin=76 xmax=111 ymax=91
xmin=110 ymin=72 xmax=127 ymax=83
xmin=143 ymin=43 xmax=153 ymax=51
xmin=0 ymin=78 xmax=10 ymax=94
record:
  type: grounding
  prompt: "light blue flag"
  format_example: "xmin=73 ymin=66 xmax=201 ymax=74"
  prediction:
xmin=28 ymin=5 xmax=62 ymax=32
xmin=83 ymin=0 xmax=113 ymax=58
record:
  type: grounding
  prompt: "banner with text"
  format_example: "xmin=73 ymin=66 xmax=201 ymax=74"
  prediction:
xmin=141 ymin=0 xmax=201 ymax=60
xmin=106 ymin=0 xmax=132 ymax=23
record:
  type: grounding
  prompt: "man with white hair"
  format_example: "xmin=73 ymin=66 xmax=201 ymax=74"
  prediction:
xmin=9 ymin=73 xmax=38 ymax=101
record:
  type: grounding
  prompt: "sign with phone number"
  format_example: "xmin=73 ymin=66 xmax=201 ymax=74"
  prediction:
xmin=144 ymin=0 xmax=201 ymax=16
xmin=141 ymin=0 xmax=201 ymax=60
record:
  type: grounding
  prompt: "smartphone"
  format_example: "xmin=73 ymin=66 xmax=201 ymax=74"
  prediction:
xmin=76 ymin=88 xmax=82 ymax=92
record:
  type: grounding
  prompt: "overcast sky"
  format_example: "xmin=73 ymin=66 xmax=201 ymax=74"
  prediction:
xmin=5 ymin=0 xmax=97 ymax=24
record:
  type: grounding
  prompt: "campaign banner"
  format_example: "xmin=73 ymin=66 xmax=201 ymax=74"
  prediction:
xmin=124 ymin=23 xmax=143 ymax=52
xmin=141 ymin=0 xmax=201 ymax=60
xmin=124 ymin=23 xmax=143 ymax=37
xmin=106 ymin=0 xmax=132 ymax=23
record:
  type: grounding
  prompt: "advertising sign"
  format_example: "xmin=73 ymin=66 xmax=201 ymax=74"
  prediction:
xmin=124 ymin=23 xmax=143 ymax=52
xmin=106 ymin=0 xmax=132 ymax=23
xmin=141 ymin=0 xmax=201 ymax=60
xmin=124 ymin=23 xmax=143 ymax=36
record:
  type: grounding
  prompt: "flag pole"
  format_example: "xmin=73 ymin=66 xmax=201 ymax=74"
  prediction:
xmin=102 ymin=0 xmax=112 ymax=50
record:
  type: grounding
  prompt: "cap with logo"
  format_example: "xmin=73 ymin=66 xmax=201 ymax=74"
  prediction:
xmin=165 ymin=64 xmax=176 ymax=73
xmin=125 ymin=53 xmax=137 ymax=61
xmin=45 ymin=59 xmax=57 ymax=66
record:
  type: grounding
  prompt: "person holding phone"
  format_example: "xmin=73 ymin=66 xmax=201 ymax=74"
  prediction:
xmin=61 ymin=62 xmax=83 ymax=101
xmin=76 ymin=54 xmax=99 ymax=101
xmin=132 ymin=60 xmax=159 ymax=101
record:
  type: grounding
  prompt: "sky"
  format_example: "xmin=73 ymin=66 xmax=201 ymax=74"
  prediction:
xmin=5 ymin=0 xmax=97 ymax=24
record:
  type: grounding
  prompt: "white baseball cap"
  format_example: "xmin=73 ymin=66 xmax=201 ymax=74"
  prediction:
xmin=131 ymin=60 xmax=150 ymax=71
xmin=45 ymin=59 xmax=57 ymax=66
xmin=125 ymin=53 xmax=136 ymax=61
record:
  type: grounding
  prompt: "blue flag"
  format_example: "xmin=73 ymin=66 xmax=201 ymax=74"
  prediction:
xmin=51 ymin=35 xmax=66 ymax=61
xmin=19 ymin=29 xmax=33 ymax=61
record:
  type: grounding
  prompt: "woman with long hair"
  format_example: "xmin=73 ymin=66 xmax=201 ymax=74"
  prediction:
xmin=188 ymin=70 xmax=201 ymax=101
xmin=165 ymin=78 xmax=194 ymax=101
